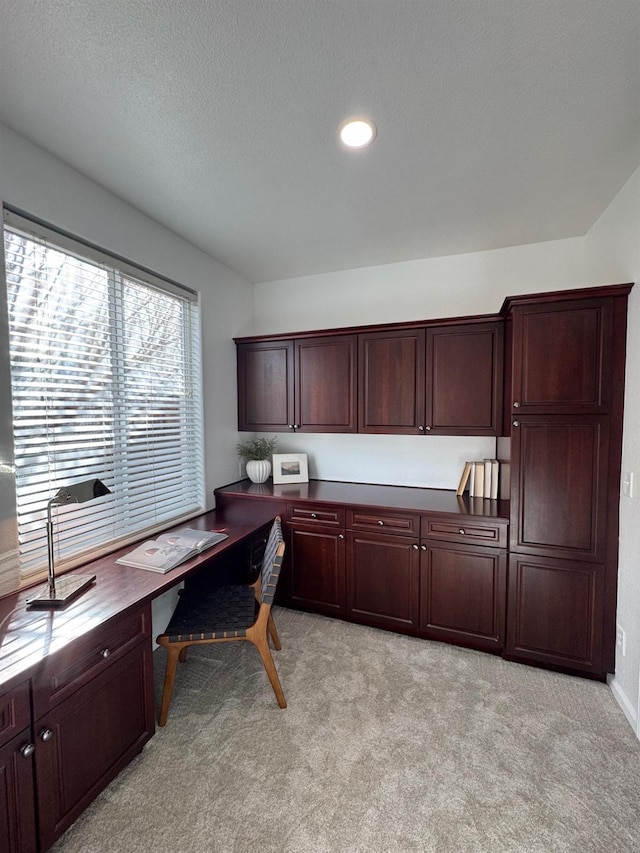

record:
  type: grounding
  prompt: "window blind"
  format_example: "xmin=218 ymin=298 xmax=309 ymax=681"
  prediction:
xmin=3 ymin=210 xmax=205 ymax=578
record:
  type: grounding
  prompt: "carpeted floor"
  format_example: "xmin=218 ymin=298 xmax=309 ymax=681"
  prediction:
xmin=51 ymin=607 xmax=640 ymax=852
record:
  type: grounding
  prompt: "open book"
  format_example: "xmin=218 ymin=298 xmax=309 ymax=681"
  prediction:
xmin=116 ymin=528 xmax=228 ymax=573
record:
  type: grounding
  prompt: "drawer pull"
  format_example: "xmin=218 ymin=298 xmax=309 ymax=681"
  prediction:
xmin=310 ymin=513 xmax=317 ymax=519
xmin=459 ymin=529 xmax=465 ymax=535
xmin=100 ymin=648 xmax=111 ymax=659
xmin=21 ymin=742 xmax=35 ymax=758
xmin=377 ymin=520 xmax=384 ymax=526
xmin=40 ymin=728 xmax=54 ymax=743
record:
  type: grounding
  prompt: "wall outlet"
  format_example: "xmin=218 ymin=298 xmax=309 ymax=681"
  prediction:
xmin=622 ymin=471 xmax=634 ymax=497
xmin=616 ymin=624 xmax=627 ymax=656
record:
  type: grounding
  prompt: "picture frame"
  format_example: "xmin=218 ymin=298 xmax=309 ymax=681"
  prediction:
xmin=272 ymin=453 xmax=309 ymax=484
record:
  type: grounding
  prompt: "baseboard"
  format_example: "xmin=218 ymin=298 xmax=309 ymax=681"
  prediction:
xmin=608 ymin=675 xmax=638 ymax=738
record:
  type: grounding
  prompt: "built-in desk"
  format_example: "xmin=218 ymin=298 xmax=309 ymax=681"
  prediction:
xmin=0 ymin=500 xmax=278 ymax=853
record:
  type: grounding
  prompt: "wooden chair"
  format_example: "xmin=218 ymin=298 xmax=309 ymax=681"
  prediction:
xmin=156 ymin=516 xmax=286 ymax=726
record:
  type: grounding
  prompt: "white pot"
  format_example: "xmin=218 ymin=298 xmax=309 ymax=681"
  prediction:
xmin=245 ymin=459 xmax=271 ymax=484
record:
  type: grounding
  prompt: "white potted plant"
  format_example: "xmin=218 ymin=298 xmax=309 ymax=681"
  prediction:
xmin=236 ymin=436 xmax=278 ymax=484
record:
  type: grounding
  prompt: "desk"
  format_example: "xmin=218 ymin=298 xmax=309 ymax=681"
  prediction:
xmin=0 ymin=501 xmax=277 ymax=853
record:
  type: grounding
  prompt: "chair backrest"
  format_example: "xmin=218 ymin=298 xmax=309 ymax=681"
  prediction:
xmin=260 ymin=516 xmax=285 ymax=605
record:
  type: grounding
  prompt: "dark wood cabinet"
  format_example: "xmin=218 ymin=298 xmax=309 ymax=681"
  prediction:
xmin=503 ymin=284 xmax=632 ymax=677
xmin=346 ymin=508 xmax=421 ymax=632
xmin=425 ymin=322 xmax=503 ymax=434
xmin=419 ymin=540 xmax=506 ymax=652
xmin=358 ymin=321 xmax=503 ymax=435
xmin=358 ymin=327 xmax=425 ymax=434
xmin=509 ymin=415 xmax=609 ymax=562
xmin=285 ymin=505 xmax=346 ymax=616
xmin=0 ymin=683 xmax=36 ymax=853
xmin=509 ymin=296 xmax=613 ymax=415
xmin=237 ymin=339 xmax=294 ymax=432
xmin=237 ymin=335 xmax=356 ymax=433
xmin=506 ymin=553 xmax=604 ymax=673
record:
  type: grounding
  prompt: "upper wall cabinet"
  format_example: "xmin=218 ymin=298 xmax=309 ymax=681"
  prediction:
xmin=358 ymin=320 xmax=503 ymax=435
xmin=237 ymin=335 xmax=357 ymax=433
xmin=509 ymin=297 xmax=613 ymax=415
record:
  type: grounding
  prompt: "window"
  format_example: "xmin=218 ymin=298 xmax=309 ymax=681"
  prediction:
xmin=3 ymin=210 xmax=205 ymax=579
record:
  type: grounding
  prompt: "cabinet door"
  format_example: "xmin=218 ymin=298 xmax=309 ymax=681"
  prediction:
xmin=510 ymin=297 xmax=613 ymax=415
xmin=419 ymin=541 xmax=506 ymax=652
xmin=0 ymin=730 xmax=37 ymax=853
xmin=506 ymin=553 xmax=604 ymax=674
xmin=346 ymin=531 xmax=420 ymax=632
xmin=237 ymin=340 xmax=294 ymax=431
xmin=34 ymin=640 xmax=155 ymax=851
xmin=295 ymin=335 xmax=357 ymax=432
xmin=510 ymin=415 xmax=609 ymax=562
xmin=287 ymin=525 xmax=346 ymax=616
xmin=358 ymin=328 xmax=426 ymax=434
xmin=425 ymin=322 xmax=503 ymax=435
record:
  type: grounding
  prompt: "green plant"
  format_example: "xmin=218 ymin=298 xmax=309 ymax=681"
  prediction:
xmin=236 ymin=435 xmax=278 ymax=461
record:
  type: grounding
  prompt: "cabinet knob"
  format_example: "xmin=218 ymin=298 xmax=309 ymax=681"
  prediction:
xmin=425 ymin=425 xmax=432 ymax=431
xmin=101 ymin=648 xmax=111 ymax=659
xmin=338 ymin=534 xmax=344 ymax=540
xmin=513 ymin=401 xmax=521 ymax=408
xmin=512 ymin=420 xmax=520 ymax=427
xmin=377 ymin=520 xmax=384 ymax=525
xmin=288 ymin=424 xmax=294 ymax=430
xmin=310 ymin=513 xmax=317 ymax=519
xmin=418 ymin=425 xmax=425 ymax=432
xmin=421 ymin=544 xmax=427 ymax=551
xmin=21 ymin=742 xmax=35 ymax=758
xmin=412 ymin=544 xmax=419 ymax=550
xmin=40 ymin=728 xmax=54 ymax=743
xmin=459 ymin=528 xmax=465 ymax=535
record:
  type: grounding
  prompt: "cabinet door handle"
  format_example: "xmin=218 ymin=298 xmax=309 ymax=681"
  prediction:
xmin=513 ymin=401 xmax=521 ymax=408
xmin=377 ymin=520 xmax=384 ymax=525
xmin=412 ymin=544 xmax=419 ymax=550
xmin=418 ymin=425 xmax=425 ymax=432
xmin=512 ymin=420 xmax=520 ymax=427
xmin=459 ymin=528 xmax=465 ymax=535
xmin=338 ymin=534 xmax=344 ymax=540
xmin=421 ymin=544 xmax=427 ymax=551
xmin=21 ymin=742 xmax=35 ymax=758
xmin=40 ymin=728 xmax=54 ymax=743
xmin=310 ymin=513 xmax=317 ymax=519
xmin=101 ymin=647 xmax=111 ymax=659
xmin=288 ymin=424 xmax=295 ymax=430
xmin=425 ymin=425 xmax=432 ymax=431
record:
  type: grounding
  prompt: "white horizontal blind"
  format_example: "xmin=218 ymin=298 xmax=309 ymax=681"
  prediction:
xmin=3 ymin=213 xmax=205 ymax=578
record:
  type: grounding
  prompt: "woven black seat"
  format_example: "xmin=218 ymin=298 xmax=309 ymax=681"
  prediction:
xmin=156 ymin=516 xmax=286 ymax=725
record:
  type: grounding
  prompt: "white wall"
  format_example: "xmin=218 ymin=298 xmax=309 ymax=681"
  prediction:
xmin=585 ymin=166 xmax=640 ymax=733
xmin=0 ymin=123 xmax=254 ymax=597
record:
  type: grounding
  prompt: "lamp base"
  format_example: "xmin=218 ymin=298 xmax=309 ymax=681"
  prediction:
xmin=26 ymin=574 xmax=96 ymax=608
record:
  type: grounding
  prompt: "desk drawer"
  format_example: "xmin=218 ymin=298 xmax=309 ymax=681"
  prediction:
xmin=347 ymin=509 xmax=420 ymax=537
xmin=0 ymin=680 xmax=31 ymax=749
xmin=422 ymin=517 xmax=507 ymax=548
xmin=288 ymin=504 xmax=345 ymax=528
xmin=32 ymin=606 xmax=151 ymax=718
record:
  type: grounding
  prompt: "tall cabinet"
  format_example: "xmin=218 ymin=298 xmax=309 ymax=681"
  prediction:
xmin=503 ymin=286 xmax=631 ymax=676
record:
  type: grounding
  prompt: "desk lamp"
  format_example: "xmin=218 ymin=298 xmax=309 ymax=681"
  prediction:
xmin=26 ymin=478 xmax=112 ymax=608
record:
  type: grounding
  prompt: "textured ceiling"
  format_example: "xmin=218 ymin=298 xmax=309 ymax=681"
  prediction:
xmin=0 ymin=1 xmax=638 ymax=284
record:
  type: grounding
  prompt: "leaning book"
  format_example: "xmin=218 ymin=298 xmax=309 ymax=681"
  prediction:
xmin=116 ymin=528 xmax=228 ymax=573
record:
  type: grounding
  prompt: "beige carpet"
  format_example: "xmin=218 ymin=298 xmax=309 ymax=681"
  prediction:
xmin=51 ymin=607 xmax=640 ymax=852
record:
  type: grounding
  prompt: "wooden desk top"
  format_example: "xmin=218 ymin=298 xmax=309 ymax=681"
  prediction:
xmin=0 ymin=502 xmax=278 ymax=693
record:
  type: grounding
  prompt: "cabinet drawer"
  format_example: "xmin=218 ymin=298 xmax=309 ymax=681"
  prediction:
xmin=32 ymin=606 xmax=151 ymax=718
xmin=0 ymin=681 xmax=31 ymax=749
xmin=422 ymin=517 xmax=507 ymax=548
xmin=347 ymin=509 xmax=420 ymax=537
xmin=288 ymin=504 xmax=345 ymax=528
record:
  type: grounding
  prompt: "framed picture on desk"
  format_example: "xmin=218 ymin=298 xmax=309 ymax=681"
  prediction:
xmin=272 ymin=453 xmax=309 ymax=484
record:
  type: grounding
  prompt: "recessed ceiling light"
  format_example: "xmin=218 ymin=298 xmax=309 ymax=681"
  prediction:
xmin=338 ymin=117 xmax=377 ymax=150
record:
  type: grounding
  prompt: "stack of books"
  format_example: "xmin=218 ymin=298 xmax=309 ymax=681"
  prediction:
xmin=457 ymin=459 xmax=500 ymax=499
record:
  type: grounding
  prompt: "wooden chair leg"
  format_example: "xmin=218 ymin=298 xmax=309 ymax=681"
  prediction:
xmin=252 ymin=636 xmax=287 ymax=708
xmin=158 ymin=643 xmax=184 ymax=727
xmin=268 ymin=613 xmax=282 ymax=650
